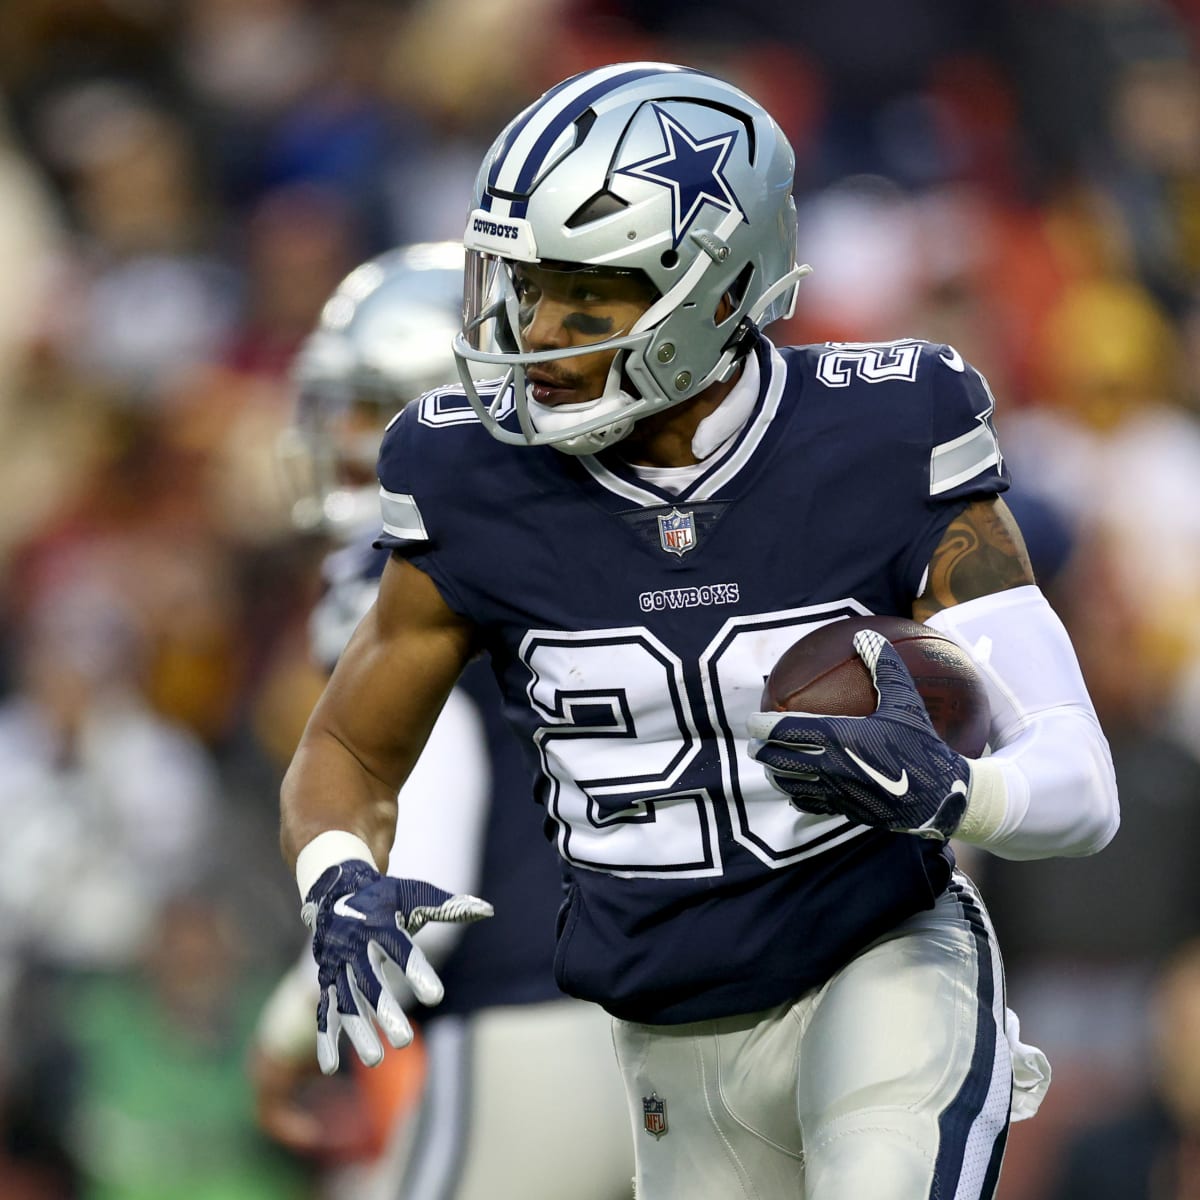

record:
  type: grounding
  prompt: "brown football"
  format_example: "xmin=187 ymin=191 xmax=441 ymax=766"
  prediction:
xmin=761 ymin=615 xmax=991 ymax=757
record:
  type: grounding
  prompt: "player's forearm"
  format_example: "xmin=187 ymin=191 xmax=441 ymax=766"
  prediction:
xmin=279 ymin=552 xmax=475 ymax=880
xmin=280 ymin=728 xmax=401 ymax=872
xmin=926 ymin=585 xmax=1120 ymax=860
xmin=958 ymin=707 xmax=1118 ymax=858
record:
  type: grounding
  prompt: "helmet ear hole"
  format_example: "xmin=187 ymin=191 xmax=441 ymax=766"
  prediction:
xmin=660 ymin=250 xmax=679 ymax=269
xmin=714 ymin=263 xmax=755 ymax=326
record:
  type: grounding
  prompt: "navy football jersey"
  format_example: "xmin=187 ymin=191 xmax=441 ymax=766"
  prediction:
xmin=311 ymin=534 xmax=564 ymax=1015
xmin=375 ymin=335 xmax=1009 ymax=1025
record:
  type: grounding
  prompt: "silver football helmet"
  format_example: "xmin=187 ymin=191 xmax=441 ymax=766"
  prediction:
xmin=279 ymin=241 xmax=467 ymax=538
xmin=454 ymin=62 xmax=809 ymax=455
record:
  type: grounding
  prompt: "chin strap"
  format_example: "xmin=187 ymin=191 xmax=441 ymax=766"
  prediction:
xmin=526 ymin=400 xmax=636 ymax=455
xmin=526 ymin=356 xmax=641 ymax=456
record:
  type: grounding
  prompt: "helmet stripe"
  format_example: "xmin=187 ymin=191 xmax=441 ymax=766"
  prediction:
xmin=481 ymin=68 xmax=633 ymax=216
xmin=485 ymin=70 xmax=597 ymax=190
xmin=488 ymin=64 xmax=692 ymax=217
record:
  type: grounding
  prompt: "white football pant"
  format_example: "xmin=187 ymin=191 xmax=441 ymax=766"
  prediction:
xmin=613 ymin=873 xmax=1043 ymax=1200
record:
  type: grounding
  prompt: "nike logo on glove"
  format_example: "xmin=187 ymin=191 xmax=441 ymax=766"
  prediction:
xmin=844 ymin=748 xmax=909 ymax=796
xmin=333 ymin=895 xmax=368 ymax=921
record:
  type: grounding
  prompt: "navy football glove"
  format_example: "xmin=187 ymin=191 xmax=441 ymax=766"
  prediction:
xmin=301 ymin=860 xmax=493 ymax=1074
xmin=746 ymin=629 xmax=971 ymax=841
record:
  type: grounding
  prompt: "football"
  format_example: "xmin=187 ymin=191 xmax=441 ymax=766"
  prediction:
xmin=761 ymin=615 xmax=991 ymax=757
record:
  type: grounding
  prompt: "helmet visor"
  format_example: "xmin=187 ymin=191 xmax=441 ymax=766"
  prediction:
xmin=462 ymin=250 xmax=516 ymax=354
xmin=463 ymin=252 xmax=659 ymax=355
xmin=457 ymin=252 xmax=667 ymax=449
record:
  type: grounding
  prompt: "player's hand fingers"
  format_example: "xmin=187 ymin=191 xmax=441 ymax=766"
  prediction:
xmin=316 ymin=985 xmax=342 ymax=1076
xmin=405 ymin=893 xmax=494 ymax=936
xmin=747 ymin=711 xmax=828 ymax=750
xmin=341 ymin=966 xmax=384 ymax=1067
xmin=376 ymin=986 xmax=415 ymax=1049
xmin=752 ymin=742 xmax=823 ymax=779
xmin=852 ymin=629 xmax=889 ymax=676
xmin=401 ymin=941 xmax=446 ymax=1007
xmin=369 ymin=925 xmax=443 ymax=1007
xmin=368 ymin=942 xmax=416 ymax=1048
xmin=786 ymin=787 xmax=841 ymax=814
xmin=746 ymin=710 xmax=787 ymax=742
xmin=762 ymin=770 xmax=824 ymax=802
xmin=853 ymin=631 xmax=925 ymax=719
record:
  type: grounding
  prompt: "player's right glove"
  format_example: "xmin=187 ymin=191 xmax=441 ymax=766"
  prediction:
xmin=301 ymin=859 xmax=493 ymax=1074
xmin=747 ymin=630 xmax=971 ymax=841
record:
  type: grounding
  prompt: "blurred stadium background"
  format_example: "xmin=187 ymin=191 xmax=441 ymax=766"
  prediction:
xmin=1 ymin=1 xmax=1199 ymax=1197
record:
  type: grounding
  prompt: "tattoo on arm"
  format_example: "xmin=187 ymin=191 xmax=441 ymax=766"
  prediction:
xmin=913 ymin=498 xmax=1035 ymax=621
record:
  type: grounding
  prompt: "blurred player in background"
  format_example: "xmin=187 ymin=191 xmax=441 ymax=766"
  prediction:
xmin=279 ymin=66 xmax=1119 ymax=1199
xmin=253 ymin=242 xmax=633 ymax=1199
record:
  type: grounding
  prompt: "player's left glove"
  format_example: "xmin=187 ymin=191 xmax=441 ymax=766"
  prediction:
xmin=302 ymin=860 xmax=492 ymax=1074
xmin=746 ymin=629 xmax=971 ymax=841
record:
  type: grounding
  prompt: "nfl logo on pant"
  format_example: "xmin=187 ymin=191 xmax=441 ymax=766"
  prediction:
xmin=642 ymin=1092 xmax=668 ymax=1138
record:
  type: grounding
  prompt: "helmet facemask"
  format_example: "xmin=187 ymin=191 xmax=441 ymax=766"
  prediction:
xmin=458 ymin=255 xmax=668 ymax=455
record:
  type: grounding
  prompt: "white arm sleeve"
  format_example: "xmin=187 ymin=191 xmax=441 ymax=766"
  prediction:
xmin=925 ymin=585 xmax=1119 ymax=860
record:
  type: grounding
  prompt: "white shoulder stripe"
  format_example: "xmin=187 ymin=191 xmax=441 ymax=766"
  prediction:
xmin=380 ymin=487 xmax=429 ymax=540
xmin=929 ymin=422 xmax=1001 ymax=496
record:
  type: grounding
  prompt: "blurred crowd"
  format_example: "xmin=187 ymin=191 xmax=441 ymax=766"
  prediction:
xmin=0 ymin=0 xmax=1199 ymax=1197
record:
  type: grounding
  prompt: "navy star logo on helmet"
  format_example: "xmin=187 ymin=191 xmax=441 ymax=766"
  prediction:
xmin=617 ymin=107 xmax=745 ymax=247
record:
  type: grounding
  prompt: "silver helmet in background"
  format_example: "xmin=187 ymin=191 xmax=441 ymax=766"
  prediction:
xmin=280 ymin=241 xmax=467 ymax=539
xmin=454 ymin=62 xmax=809 ymax=456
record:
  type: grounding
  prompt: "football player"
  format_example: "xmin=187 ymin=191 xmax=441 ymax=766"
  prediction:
xmin=256 ymin=242 xmax=633 ymax=1199
xmin=279 ymin=66 xmax=1119 ymax=1199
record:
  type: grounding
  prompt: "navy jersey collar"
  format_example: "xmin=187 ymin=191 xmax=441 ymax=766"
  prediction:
xmin=580 ymin=335 xmax=787 ymax=507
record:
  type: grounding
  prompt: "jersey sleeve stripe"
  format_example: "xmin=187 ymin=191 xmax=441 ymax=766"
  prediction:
xmin=380 ymin=487 xmax=429 ymax=540
xmin=929 ymin=423 xmax=1001 ymax=496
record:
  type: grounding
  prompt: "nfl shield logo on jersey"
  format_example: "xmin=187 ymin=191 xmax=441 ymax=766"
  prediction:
xmin=657 ymin=508 xmax=696 ymax=556
xmin=642 ymin=1092 xmax=668 ymax=1138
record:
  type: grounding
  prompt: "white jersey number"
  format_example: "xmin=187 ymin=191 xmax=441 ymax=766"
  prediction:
xmin=520 ymin=605 xmax=870 ymax=879
xmin=815 ymin=340 xmax=923 ymax=388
